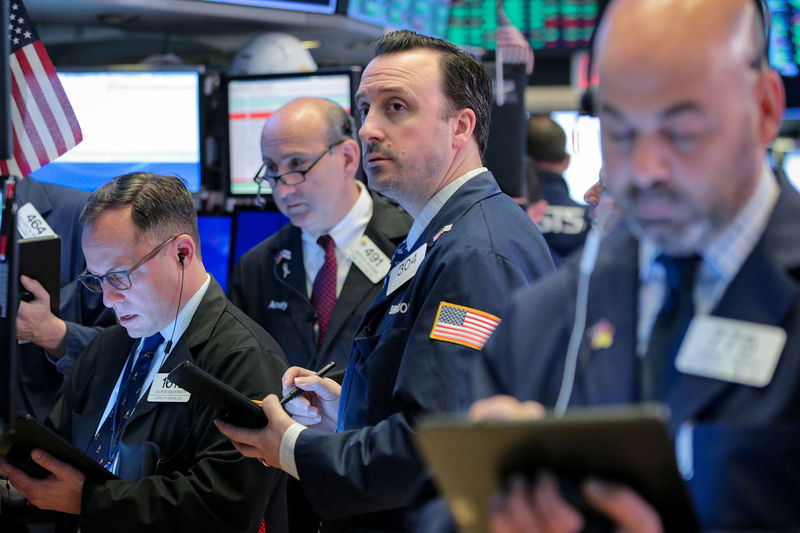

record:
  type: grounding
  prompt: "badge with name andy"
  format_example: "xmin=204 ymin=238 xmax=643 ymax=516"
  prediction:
xmin=148 ymin=373 xmax=191 ymax=402
xmin=345 ymin=235 xmax=391 ymax=284
xmin=676 ymin=315 xmax=786 ymax=387
xmin=386 ymin=243 xmax=427 ymax=296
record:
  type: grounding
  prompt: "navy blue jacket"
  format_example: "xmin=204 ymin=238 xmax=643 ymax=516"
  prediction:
xmin=15 ymin=177 xmax=114 ymax=420
xmin=476 ymin=178 xmax=800 ymax=530
xmin=537 ymin=170 xmax=589 ymax=266
xmin=295 ymin=171 xmax=555 ymax=532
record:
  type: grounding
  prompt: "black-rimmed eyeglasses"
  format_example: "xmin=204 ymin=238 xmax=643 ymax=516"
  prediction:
xmin=252 ymin=139 xmax=346 ymax=203
xmin=78 ymin=235 xmax=180 ymax=293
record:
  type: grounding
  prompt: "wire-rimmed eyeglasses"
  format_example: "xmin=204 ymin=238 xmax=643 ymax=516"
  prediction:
xmin=252 ymin=139 xmax=346 ymax=205
xmin=78 ymin=235 xmax=180 ymax=293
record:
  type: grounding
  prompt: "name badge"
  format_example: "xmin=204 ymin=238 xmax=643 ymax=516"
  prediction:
xmin=345 ymin=235 xmax=391 ymax=284
xmin=17 ymin=203 xmax=57 ymax=239
xmin=676 ymin=315 xmax=786 ymax=387
xmin=386 ymin=243 xmax=427 ymax=296
xmin=147 ymin=373 xmax=191 ymax=402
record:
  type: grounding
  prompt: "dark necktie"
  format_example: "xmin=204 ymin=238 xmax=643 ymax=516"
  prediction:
xmin=641 ymin=254 xmax=701 ymax=401
xmin=311 ymin=235 xmax=337 ymax=351
xmin=90 ymin=332 xmax=164 ymax=470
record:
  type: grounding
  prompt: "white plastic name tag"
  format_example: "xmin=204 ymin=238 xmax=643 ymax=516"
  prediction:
xmin=345 ymin=235 xmax=391 ymax=284
xmin=386 ymin=243 xmax=427 ymax=296
xmin=147 ymin=373 xmax=191 ymax=402
xmin=17 ymin=203 xmax=56 ymax=239
xmin=675 ymin=315 xmax=786 ymax=387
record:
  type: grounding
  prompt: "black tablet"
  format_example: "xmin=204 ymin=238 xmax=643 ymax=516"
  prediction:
xmin=0 ymin=415 xmax=117 ymax=482
xmin=19 ymin=235 xmax=61 ymax=315
xmin=167 ymin=360 xmax=268 ymax=429
xmin=415 ymin=404 xmax=698 ymax=533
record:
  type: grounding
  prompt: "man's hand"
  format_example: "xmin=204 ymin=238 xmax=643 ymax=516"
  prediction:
xmin=490 ymin=474 xmax=664 ymax=533
xmin=215 ymin=394 xmax=295 ymax=471
xmin=469 ymin=396 xmax=664 ymax=533
xmin=282 ymin=366 xmax=340 ymax=433
xmin=0 ymin=449 xmax=84 ymax=514
xmin=16 ymin=275 xmax=67 ymax=358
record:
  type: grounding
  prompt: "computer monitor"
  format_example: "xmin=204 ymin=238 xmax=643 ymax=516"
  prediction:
xmin=549 ymin=110 xmax=603 ymax=204
xmin=784 ymin=150 xmax=800 ymax=193
xmin=197 ymin=213 xmax=234 ymax=293
xmin=231 ymin=208 xmax=290 ymax=269
xmin=348 ymin=0 xmax=452 ymax=38
xmin=28 ymin=67 xmax=203 ymax=193
xmin=768 ymin=0 xmax=799 ymax=118
xmin=225 ymin=68 xmax=361 ymax=197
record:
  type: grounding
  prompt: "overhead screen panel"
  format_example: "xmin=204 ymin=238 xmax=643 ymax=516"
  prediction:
xmin=200 ymin=0 xmax=338 ymax=14
xmin=768 ymin=0 xmax=800 ymax=117
xmin=29 ymin=69 xmax=202 ymax=192
xmin=348 ymin=0 xmax=452 ymax=38
xmin=447 ymin=0 xmax=598 ymax=52
xmin=226 ymin=71 xmax=356 ymax=196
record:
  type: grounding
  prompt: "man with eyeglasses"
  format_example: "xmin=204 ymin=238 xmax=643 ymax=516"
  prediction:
xmin=229 ymin=97 xmax=411 ymax=375
xmin=0 ymin=173 xmax=289 ymax=533
xmin=216 ymin=32 xmax=554 ymax=532
xmin=229 ymin=96 xmax=411 ymax=533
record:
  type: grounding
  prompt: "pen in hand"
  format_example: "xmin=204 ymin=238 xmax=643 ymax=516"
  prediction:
xmin=279 ymin=361 xmax=337 ymax=407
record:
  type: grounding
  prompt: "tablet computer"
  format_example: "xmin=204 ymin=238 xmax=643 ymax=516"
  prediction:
xmin=0 ymin=414 xmax=117 ymax=482
xmin=415 ymin=404 xmax=698 ymax=533
xmin=167 ymin=360 xmax=268 ymax=429
xmin=19 ymin=235 xmax=61 ymax=315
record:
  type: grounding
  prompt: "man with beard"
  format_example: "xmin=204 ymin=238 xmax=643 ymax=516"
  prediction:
xmin=217 ymin=30 xmax=554 ymax=532
xmin=472 ymin=0 xmax=800 ymax=530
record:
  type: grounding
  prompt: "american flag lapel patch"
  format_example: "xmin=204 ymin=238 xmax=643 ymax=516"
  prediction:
xmin=429 ymin=301 xmax=501 ymax=350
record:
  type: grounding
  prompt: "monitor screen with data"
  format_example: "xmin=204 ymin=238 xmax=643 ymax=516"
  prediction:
xmin=29 ymin=68 xmax=203 ymax=192
xmin=225 ymin=68 xmax=360 ymax=197
xmin=549 ymin=110 xmax=603 ymax=203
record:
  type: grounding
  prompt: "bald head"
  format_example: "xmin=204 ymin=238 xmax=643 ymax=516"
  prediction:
xmin=260 ymin=97 xmax=361 ymax=234
xmin=592 ymin=0 xmax=784 ymax=255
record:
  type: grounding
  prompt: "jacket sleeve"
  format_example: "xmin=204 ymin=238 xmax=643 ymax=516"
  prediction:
xmin=50 ymin=330 xmax=287 ymax=533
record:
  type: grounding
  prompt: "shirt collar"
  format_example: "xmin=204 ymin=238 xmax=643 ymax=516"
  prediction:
xmin=406 ymin=167 xmax=486 ymax=248
xmin=640 ymin=163 xmax=778 ymax=286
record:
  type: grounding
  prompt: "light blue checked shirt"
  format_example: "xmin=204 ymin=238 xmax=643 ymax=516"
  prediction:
xmin=637 ymin=164 xmax=779 ymax=357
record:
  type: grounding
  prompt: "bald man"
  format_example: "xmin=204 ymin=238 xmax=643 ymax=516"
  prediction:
xmin=473 ymin=0 xmax=799 ymax=530
xmin=228 ymin=97 xmax=411 ymax=374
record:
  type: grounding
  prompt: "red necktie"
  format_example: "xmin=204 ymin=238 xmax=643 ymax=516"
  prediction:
xmin=311 ymin=235 xmax=337 ymax=350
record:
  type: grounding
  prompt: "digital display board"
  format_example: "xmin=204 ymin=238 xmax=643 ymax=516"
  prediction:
xmin=348 ymin=0 xmax=452 ymax=38
xmin=767 ymin=0 xmax=800 ymax=116
xmin=447 ymin=0 xmax=598 ymax=52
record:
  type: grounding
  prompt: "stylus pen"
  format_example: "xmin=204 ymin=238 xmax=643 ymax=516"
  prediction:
xmin=279 ymin=361 xmax=337 ymax=407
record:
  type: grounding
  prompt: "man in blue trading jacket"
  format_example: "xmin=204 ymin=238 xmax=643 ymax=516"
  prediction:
xmin=0 ymin=173 xmax=289 ymax=533
xmin=228 ymin=97 xmax=411 ymax=374
xmin=526 ymin=115 xmax=589 ymax=266
xmin=473 ymin=0 xmax=800 ymax=530
xmin=15 ymin=177 xmax=115 ymax=421
xmin=217 ymin=31 xmax=555 ymax=532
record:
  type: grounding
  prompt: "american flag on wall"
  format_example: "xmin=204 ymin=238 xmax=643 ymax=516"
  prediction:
xmin=495 ymin=1 xmax=534 ymax=106
xmin=2 ymin=0 xmax=81 ymax=177
xmin=429 ymin=301 xmax=501 ymax=351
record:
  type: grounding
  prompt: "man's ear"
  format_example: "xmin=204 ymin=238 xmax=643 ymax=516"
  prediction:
xmin=341 ymin=139 xmax=361 ymax=178
xmin=451 ymin=107 xmax=477 ymax=150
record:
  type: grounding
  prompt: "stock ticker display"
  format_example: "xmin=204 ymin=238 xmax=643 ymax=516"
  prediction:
xmin=446 ymin=0 xmax=598 ymax=52
xmin=769 ymin=0 xmax=800 ymax=77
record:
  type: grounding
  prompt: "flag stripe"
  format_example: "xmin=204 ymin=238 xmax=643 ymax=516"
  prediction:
xmin=9 ymin=62 xmax=46 ymax=174
xmin=33 ymin=41 xmax=81 ymax=145
xmin=430 ymin=302 xmax=501 ymax=350
xmin=16 ymin=44 xmax=65 ymax=157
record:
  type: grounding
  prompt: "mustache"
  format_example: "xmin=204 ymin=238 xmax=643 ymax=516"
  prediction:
xmin=363 ymin=144 xmax=395 ymax=161
xmin=622 ymin=184 xmax=683 ymax=203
